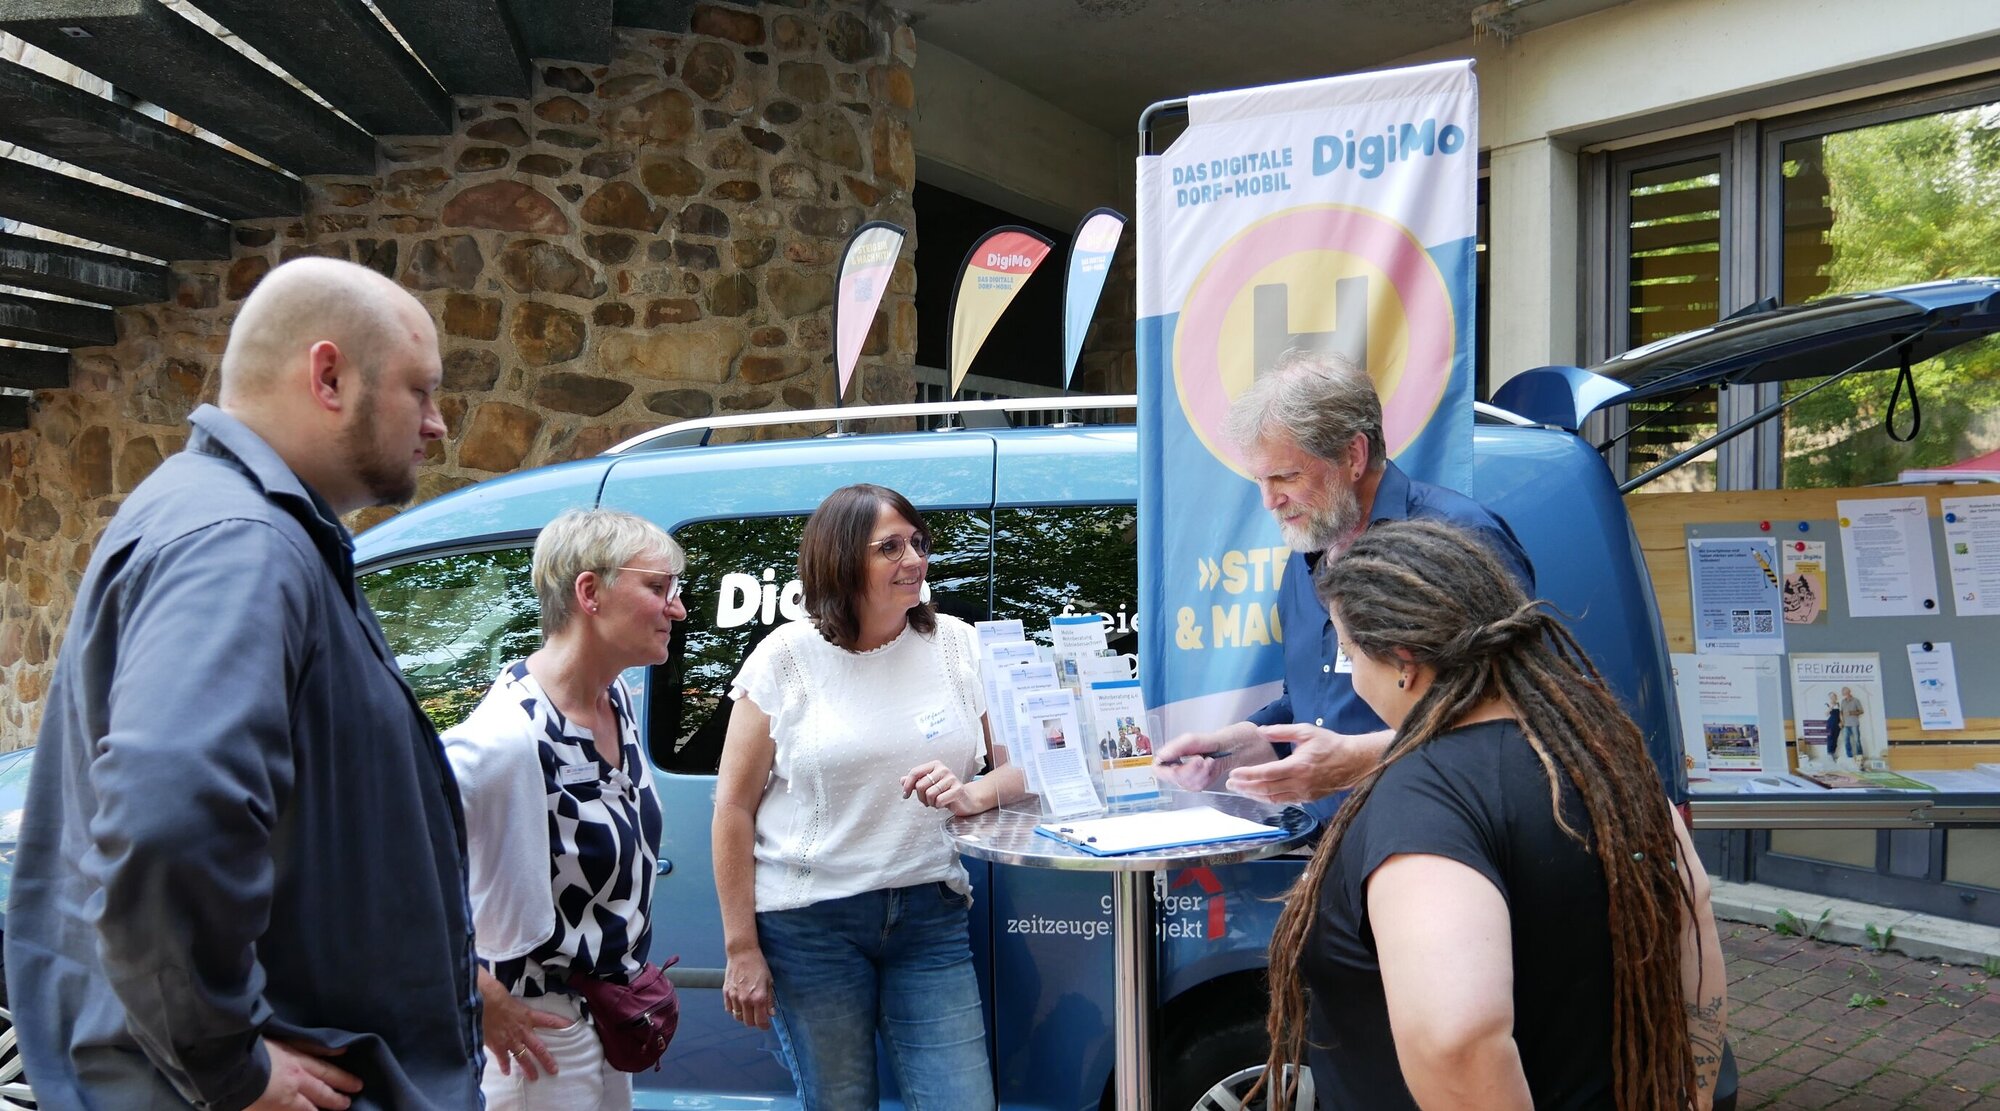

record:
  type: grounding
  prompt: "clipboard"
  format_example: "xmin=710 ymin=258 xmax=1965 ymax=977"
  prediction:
xmin=1034 ymin=805 xmax=1288 ymax=856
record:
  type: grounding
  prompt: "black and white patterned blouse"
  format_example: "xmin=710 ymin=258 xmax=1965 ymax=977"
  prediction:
xmin=488 ymin=662 xmax=663 ymax=997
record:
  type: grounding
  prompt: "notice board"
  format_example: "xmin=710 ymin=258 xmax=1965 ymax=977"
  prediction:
xmin=1629 ymin=484 xmax=2000 ymax=768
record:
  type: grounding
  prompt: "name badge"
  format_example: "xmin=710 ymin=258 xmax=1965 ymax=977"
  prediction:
xmin=1334 ymin=646 xmax=1355 ymax=674
xmin=915 ymin=707 xmax=952 ymax=744
xmin=558 ymin=763 xmax=599 ymax=787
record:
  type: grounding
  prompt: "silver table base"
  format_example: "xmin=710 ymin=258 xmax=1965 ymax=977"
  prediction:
xmin=949 ymin=792 xmax=1315 ymax=1111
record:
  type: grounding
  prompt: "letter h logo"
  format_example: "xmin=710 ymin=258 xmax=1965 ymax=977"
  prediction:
xmin=1252 ymin=275 xmax=1367 ymax=377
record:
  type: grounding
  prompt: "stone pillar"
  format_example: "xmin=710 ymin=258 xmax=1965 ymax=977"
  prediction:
xmin=0 ymin=0 xmax=919 ymax=749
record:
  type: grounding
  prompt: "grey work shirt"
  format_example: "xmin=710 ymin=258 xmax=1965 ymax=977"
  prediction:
xmin=5 ymin=406 xmax=481 ymax=1111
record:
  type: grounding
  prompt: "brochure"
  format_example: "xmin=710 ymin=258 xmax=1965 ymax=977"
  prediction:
xmin=1687 ymin=537 xmax=1785 ymax=655
xmin=979 ymin=639 xmax=1041 ymax=730
xmin=1780 ymin=540 xmax=1828 ymax=625
xmin=1050 ymin=613 xmax=1110 ymax=688
xmin=974 ymin=618 xmax=1027 ymax=653
xmin=994 ymin=659 xmax=1060 ymax=797
xmin=1796 ymin=768 xmax=1935 ymax=791
xmin=1789 ymin=653 xmax=1889 ymax=772
xmin=1669 ymin=654 xmax=1709 ymax=780
xmin=1014 ymin=687 xmax=1102 ymax=817
xmin=1081 ymin=678 xmax=1159 ymax=806
xmin=1669 ymin=653 xmax=1786 ymax=774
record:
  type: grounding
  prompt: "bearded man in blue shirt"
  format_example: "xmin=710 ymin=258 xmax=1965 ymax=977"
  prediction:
xmin=1155 ymin=349 xmax=1534 ymax=821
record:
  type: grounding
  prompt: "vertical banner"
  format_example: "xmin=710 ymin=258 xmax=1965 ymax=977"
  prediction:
xmin=832 ymin=220 xmax=906 ymax=404
xmin=1137 ymin=62 xmax=1479 ymax=733
xmin=1062 ymin=208 xmax=1128 ymax=389
xmin=948 ymin=226 xmax=1054 ymax=396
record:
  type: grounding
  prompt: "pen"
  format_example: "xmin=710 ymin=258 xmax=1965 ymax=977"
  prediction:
xmin=1156 ymin=748 xmax=1235 ymax=767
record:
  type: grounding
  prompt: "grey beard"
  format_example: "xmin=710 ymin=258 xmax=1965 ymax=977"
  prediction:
xmin=1282 ymin=486 xmax=1362 ymax=554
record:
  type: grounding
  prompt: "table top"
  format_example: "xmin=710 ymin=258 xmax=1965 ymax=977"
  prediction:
xmin=947 ymin=791 xmax=1316 ymax=872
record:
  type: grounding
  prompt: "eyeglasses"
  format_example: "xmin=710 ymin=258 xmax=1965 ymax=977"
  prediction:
xmin=612 ymin=566 xmax=682 ymax=601
xmin=870 ymin=534 xmax=931 ymax=562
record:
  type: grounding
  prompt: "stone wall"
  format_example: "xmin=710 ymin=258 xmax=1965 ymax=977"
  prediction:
xmin=0 ymin=1 xmax=919 ymax=750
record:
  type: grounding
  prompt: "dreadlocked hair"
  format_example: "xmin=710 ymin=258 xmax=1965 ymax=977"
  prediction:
xmin=1253 ymin=519 xmax=1700 ymax=1111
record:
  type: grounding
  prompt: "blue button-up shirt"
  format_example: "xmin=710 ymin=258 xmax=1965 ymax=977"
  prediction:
xmin=6 ymin=406 xmax=482 ymax=1111
xmin=1246 ymin=461 xmax=1535 ymax=820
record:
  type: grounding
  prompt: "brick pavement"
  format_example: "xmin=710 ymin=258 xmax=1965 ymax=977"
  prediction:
xmin=1725 ymin=922 xmax=2000 ymax=1109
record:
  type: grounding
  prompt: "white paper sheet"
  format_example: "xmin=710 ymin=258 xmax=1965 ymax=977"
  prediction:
xmin=1941 ymin=495 xmax=2000 ymax=617
xmin=1037 ymin=805 xmax=1280 ymax=854
xmin=1906 ymin=642 xmax=1966 ymax=731
xmin=974 ymin=619 xmax=1027 ymax=653
xmin=1687 ymin=538 xmax=1785 ymax=654
xmin=1838 ymin=496 xmax=1941 ymax=618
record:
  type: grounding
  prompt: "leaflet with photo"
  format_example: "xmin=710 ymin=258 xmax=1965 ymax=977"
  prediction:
xmin=995 ymin=659 xmax=1060 ymax=798
xmin=1014 ymin=687 xmax=1101 ymax=817
xmin=1082 ymin=678 xmax=1159 ymax=806
xmin=1790 ymin=653 xmax=1889 ymax=772
xmin=1670 ymin=653 xmax=1786 ymax=773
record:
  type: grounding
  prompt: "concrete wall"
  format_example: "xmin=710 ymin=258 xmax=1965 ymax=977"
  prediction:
xmin=1397 ymin=0 xmax=2000 ymax=382
xmin=910 ymin=40 xmax=1131 ymax=229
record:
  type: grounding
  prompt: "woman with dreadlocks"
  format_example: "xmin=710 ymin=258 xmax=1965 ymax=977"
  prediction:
xmin=1258 ymin=519 xmax=1726 ymax=1110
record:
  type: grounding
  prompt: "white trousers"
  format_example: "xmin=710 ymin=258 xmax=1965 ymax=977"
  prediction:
xmin=479 ymin=992 xmax=633 ymax=1111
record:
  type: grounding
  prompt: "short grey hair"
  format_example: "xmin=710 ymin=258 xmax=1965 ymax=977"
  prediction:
xmin=1223 ymin=349 xmax=1387 ymax=472
xmin=533 ymin=508 xmax=685 ymax=639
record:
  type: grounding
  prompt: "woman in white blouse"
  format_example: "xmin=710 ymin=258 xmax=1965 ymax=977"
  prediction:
xmin=444 ymin=508 xmax=685 ymax=1111
xmin=713 ymin=483 xmax=1024 ymax=1111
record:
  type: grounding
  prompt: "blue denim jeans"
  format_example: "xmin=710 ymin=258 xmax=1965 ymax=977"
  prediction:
xmin=757 ymin=882 xmax=994 ymax=1111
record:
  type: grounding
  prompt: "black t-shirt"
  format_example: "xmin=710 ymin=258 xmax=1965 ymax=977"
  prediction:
xmin=1305 ymin=719 xmax=1615 ymax=1109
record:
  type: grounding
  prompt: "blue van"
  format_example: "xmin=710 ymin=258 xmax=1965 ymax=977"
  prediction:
xmin=352 ymin=394 xmax=1683 ymax=1110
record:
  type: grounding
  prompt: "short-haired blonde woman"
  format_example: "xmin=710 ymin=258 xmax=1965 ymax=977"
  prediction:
xmin=444 ymin=508 xmax=686 ymax=1111
xmin=714 ymin=483 xmax=1023 ymax=1111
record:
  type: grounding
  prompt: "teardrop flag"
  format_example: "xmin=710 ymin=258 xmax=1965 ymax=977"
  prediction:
xmin=1062 ymin=208 xmax=1127 ymax=390
xmin=832 ymin=220 xmax=907 ymax=404
xmin=947 ymin=226 xmax=1054 ymax=396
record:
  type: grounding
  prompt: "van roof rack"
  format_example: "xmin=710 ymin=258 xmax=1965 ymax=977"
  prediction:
xmin=603 ymin=394 xmax=1139 ymax=453
xmin=603 ymin=395 xmax=1533 ymax=454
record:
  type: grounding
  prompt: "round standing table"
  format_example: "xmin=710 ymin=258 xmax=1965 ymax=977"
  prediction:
xmin=948 ymin=792 xmax=1315 ymax=1111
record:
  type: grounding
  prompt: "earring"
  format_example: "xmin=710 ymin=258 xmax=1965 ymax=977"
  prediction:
xmin=1397 ymin=672 xmax=1407 ymax=690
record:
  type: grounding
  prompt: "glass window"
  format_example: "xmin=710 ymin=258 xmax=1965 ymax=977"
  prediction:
xmin=1777 ymin=106 xmax=2000 ymax=487
xmin=654 ymin=510 xmax=992 ymax=775
xmin=1946 ymin=829 xmax=2000 ymax=890
xmin=1767 ymin=829 xmax=1880 ymax=870
xmin=991 ymin=504 xmax=1140 ymax=658
xmin=364 ymin=548 xmax=542 ymax=732
xmin=1623 ymin=156 xmax=1724 ymax=490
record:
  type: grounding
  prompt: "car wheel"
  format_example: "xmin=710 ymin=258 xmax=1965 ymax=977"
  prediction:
xmin=0 ymin=1004 xmax=35 ymax=1110
xmin=1157 ymin=1010 xmax=1314 ymax=1111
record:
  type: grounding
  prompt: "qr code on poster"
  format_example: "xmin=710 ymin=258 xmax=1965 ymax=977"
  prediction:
xmin=1752 ymin=609 xmax=1774 ymax=634
xmin=1730 ymin=610 xmax=1752 ymax=634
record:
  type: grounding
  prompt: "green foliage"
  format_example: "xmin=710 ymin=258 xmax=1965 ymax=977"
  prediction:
xmin=1782 ymin=107 xmax=2000 ymax=486
xmin=1774 ymin=906 xmax=1833 ymax=940
xmin=362 ymin=547 xmax=540 ymax=733
xmin=1865 ymin=923 xmax=1897 ymax=952
xmin=1984 ymin=955 xmax=2000 ymax=978
xmin=1846 ymin=992 xmax=1888 ymax=1009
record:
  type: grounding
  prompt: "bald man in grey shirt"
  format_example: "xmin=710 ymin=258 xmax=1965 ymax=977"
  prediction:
xmin=6 ymin=259 xmax=479 ymax=1111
